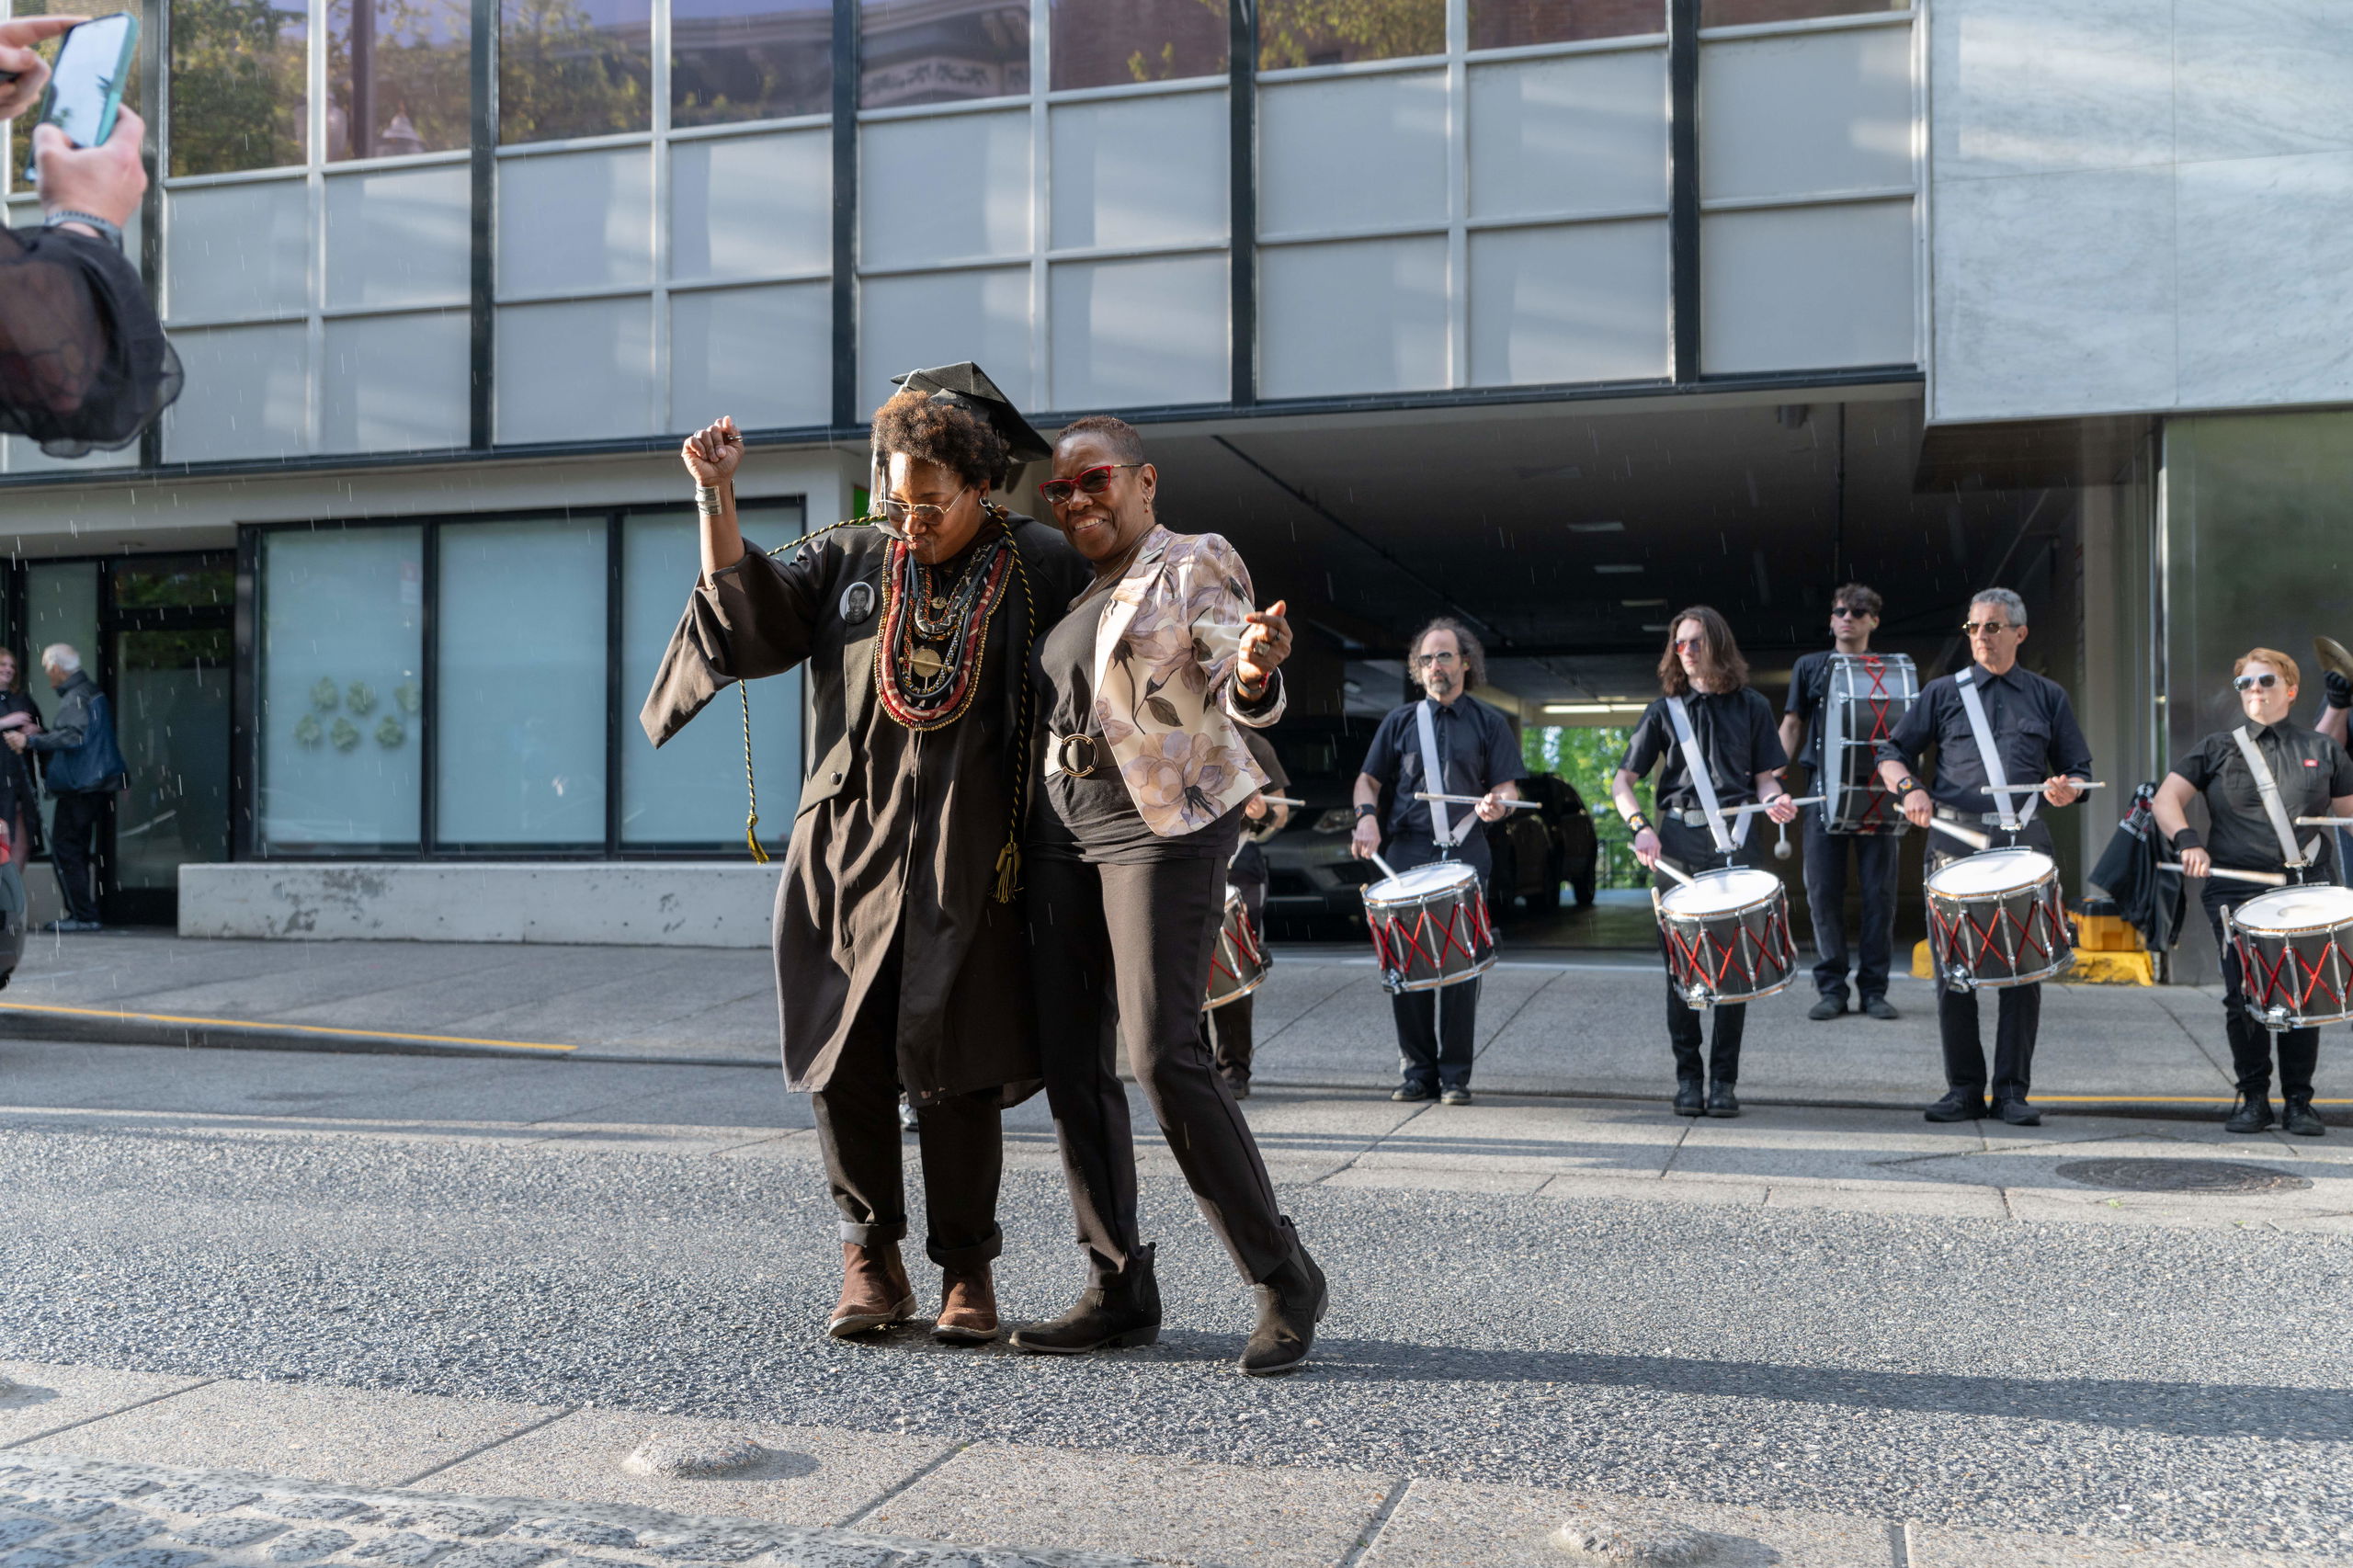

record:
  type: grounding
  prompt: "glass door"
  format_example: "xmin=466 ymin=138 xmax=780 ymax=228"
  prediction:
xmin=106 ymin=557 xmax=233 ymax=925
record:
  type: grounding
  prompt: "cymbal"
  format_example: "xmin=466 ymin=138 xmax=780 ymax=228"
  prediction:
xmin=2315 ymin=635 xmax=2353 ymax=683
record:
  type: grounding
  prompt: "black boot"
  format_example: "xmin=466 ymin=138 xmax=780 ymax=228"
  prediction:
xmin=2224 ymin=1092 xmax=2275 ymax=1134
xmin=1672 ymin=1077 xmax=1705 ymax=1117
xmin=1705 ymin=1081 xmax=1740 ymax=1119
xmin=1242 ymin=1241 xmax=1327 ymax=1377
xmin=2282 ymin=1095 xmax=2325 ymax=1137
xmin=1924 ymin=1087 xmax=1986 ymax=1122
xmin=1010 ymin=1244 xmax=1162 ymax=1354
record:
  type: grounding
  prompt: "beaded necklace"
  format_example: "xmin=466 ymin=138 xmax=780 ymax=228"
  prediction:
xmin=873 ymin=512 xmax=1014 ymax=731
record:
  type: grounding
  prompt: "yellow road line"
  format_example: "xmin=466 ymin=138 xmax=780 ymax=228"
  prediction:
xmin=0 ymin=1002 xmax=576 ymax=1053
xmin=2031 ymin=1094 xmax=2353 ymax=1105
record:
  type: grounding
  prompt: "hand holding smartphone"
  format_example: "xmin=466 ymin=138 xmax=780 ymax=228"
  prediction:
xmin=21 ymin=12 xmax=136 ymax=183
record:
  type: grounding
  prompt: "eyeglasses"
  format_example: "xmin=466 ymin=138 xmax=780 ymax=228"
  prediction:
xmin=879 ymin=486 xmax=970 ymax=529
xmin=1830 ymin=606 xmax=1869 ymax=619
xmin=1961 ymin=620 xmax=2017 ymax=637
xmin=2234 ymin=673 xmax=2282 ymax=691
xmin=1037 ymin=462 xmax=1143 ymax=507
xmin=1673 ymin=638 xmax=1704 ymax=652
xmin=1412 ymin=651 xmax=1460 ymax=666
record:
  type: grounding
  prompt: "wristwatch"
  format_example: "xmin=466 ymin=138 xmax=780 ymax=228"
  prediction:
xmin=44 ymin=210 xmax=124 ymax=252
xmin=1354 ymin=803 xmax=1379 ymax=819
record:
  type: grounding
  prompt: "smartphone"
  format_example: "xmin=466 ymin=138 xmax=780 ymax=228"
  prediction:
xmin=23 ymin=13 xmax=138 ymax=183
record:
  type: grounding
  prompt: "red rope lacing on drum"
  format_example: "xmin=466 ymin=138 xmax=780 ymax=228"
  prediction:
xmin=2234 ymin=927 xmax=2353 ymax=1017
xmin=1369 ymin=891 xmax=1495 ymax=982
xmin=1665 ymin=903 xmax=1796 ymax=992
xmin=1929 ymin=882 xmax=2064 ymax=977
xmin=1209 ymin=907 xmax=1268 ymax=990
xmin=1858 ymin=655 xmax=1897 ymax=832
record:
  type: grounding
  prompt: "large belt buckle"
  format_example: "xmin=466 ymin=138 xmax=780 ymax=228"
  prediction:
xmin=1054 ymin=733 xmax=1099 ymax=778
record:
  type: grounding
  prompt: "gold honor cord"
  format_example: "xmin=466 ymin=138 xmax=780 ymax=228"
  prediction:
xmin=739 ymin=517 xmax=871 ymax=865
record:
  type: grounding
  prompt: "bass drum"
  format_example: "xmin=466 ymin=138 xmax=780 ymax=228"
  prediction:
xmin=1818 ymin=653 xmax=1917 ymax=834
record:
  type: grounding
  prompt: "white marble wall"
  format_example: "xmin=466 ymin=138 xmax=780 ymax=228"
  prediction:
xmin=1928 ymin=0 xmax=2353 ymax=422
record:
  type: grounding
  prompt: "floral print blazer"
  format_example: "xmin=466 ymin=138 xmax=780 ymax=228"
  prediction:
xmin=1091 ymin=525 xmax=1286 ymax=837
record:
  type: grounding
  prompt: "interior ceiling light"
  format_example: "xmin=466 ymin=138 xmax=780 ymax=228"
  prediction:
xmin=1641 ymin=622 xmax=1669 ymax=632
xmin=1593 ymin=563 xmax=1643 ymax=574
xmin=1516 ymin=463 xmax=1583 ymax=481
xmin=1542 ymin=701 xmax=1654 ymax=716
xmin=1621 ymin=597 xmax=1666 ymax=608
xmin=1565 ymin=520 xmax=1623 ymax=533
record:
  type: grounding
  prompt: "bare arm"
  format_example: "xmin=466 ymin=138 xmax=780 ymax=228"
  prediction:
xmin=2151 ymin=772 xmax=2207 ymax=878
xmin=683 ymin=415 xmax=745 ymax=579
xmin=1778 ymin=714 xmax=1804 ymax=779
xmin=1611 ymin=767 xmax=1663 ymax=868
xmin=1348 ymin=771 xmax=1382 ymax=859
xmin=2324 ymin=706 xmax=2349 ymax=747
xmin=1754 ymin=770 xmax=1799 ymax=823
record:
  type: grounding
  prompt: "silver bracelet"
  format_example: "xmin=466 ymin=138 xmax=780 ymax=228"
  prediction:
xmin=695 ymin=483 xmax=725 ymax=517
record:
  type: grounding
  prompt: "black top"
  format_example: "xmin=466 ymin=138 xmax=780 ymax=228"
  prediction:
xmin=2169 ymin=719 xmax=2353 ymax=875
xmin=1228 ymin=732 xmax=1290 ymax=888
xmin=1359 ymin=694 xmax=1526 ymax=844
xmin=0 ymin=224 xmax=183 ymax=458
xmin=1620 ymin=687 xmax=1787 ymax=810
xmin=1784 ymin=649 xmax=1839 ymax=776
xmin=1875 ymin=663 xmax=2093 ymax=814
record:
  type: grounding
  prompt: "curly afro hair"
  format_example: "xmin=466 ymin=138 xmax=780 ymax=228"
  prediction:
xmin=870 ymin=389 xmax=1010 ymax=494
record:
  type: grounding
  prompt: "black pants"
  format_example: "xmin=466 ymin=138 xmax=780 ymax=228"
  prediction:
xmin=1928 ymin=822 xmax=2054 ymax=1102
xmin=1654 ymin=816 xmax=1759 ymax=1084
xmin=1029 ymin=846 xmax=1296 ymax=1286
xmin=808 ymin=929 xmax=1004 ymax=1274
xmin=1802 ymin=803 xmax=1902 ymax=1003
xmin=2207 ymin=886 xmax=2320 ymax=1098
xmin=50 ymin=790 xmax=107 ymax=925
xmin=1201 ymin=877 xmax=1265 ymax=1085
xmin=1379 ymin=835 xmax=1487 ymax=1092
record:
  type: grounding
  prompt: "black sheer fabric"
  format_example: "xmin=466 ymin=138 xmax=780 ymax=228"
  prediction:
xmin=0 ymin=224 xmax=182 ymax=457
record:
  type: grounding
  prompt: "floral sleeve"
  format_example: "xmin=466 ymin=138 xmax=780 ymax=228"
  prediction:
xmin=1180 ymin=535 xmax=1284 ymax=726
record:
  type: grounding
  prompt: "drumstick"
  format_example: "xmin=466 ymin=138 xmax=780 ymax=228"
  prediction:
xmin=1723 ymin=794 xmax=1823 ymax=816
xmin=2296 ymin=816 xmax=2353 ymax=826
xmin=1651 ymin=857 xmax=1695 ymax=888
xmin=1979 ymin=781 xmax=2106 ymax=793
xmin=1369 ymin=851 xmax=1400 ymax=883
xmin=1413 ymin=791 xmax=1543 ymax=812
xmin=1928 ymin=816 xmax=1992 ymax=850
xmin=2157 ymin=864 xmax=2289 ymax=887
xmin=1260 ymin=795 xmax=1306 ymax=807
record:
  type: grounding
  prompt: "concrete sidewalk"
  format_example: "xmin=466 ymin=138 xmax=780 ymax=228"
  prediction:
xmin=0 ymin=930 xmax=2277 ymax=1118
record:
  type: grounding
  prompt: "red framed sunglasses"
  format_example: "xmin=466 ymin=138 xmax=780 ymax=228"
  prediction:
xmin=1037 ymin=462 xmax=1142 ymax=507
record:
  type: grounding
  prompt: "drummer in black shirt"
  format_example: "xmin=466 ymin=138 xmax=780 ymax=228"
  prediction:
xmin=1611 ymin=608 xmax=1799 ymax=1119
xmin=2152 ymin=646 xmax=2353 ymax=1137
xmin=1873 ymin=588 xmax=2093 ymax=1126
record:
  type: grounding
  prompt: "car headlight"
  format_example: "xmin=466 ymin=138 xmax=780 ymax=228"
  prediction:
xmin=1313 ymin=808 xmax=1356 ymax=835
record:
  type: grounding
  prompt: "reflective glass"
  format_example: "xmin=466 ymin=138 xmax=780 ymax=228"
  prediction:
xmin=859 ymin=0 xmax=1029 ymax=108
xmin=1050 ymin=0 xmax=1226 ymax=91
xmin=23 ymin=562 xmax=99 ymax=857
xmin=168 ymin=0 xmax=309 ymax=175
xmin=501 ymin=0 xmax=653 ymax=142
xmin=620 ymin=511 xmax=803 ymax=846
xmin=1258 ymin=0 xmax=1440 ymax=69
xmin=1470 ymin=0 xmax=1664 ymax=46
xmin=434 ymin=517 xmax=608 ymax=846
xmin=115 ymin=625 xmax=232 ymax=893
xmin=6 ymin=0 xmax=148 ymax=192
xmin=672 ymin=0 xmax=831 ymax=126
xmin=258 ymin=527 xmax=425 ymax=851
xmin=1699 ymin=0 xmax=1903 ymax=24
xmin=329 ymin=0 xmax=471 ymax=159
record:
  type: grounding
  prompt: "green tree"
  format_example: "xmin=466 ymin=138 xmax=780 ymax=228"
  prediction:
xmin=499 ymin=0 xmax=649 ymax=142
xmin=329 ymin=0 xmax=471 ymax=158
xmin=1525 ymin=724 xmax=1654 ymax=891
xmin=169 ymin=0 xmax=307 ymax=176
xmin=1256 ymin=0 xmax=1441 ymax=68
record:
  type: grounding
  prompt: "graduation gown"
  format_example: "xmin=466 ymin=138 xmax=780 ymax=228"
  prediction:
xmin=640 ymin=516 xmax=1089 ymax=1105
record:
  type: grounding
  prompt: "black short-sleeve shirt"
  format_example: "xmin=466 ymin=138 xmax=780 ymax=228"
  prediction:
xmin=1620 ymin=687 xmax=1787 ymax=810
xmin=1784 ymin=650 xmax=1836 ymax=776
xmin=1874 ymin=664 xmax=2094 ymax=815
xmin=1359 ymin=693 xmax=1525 ymax=843
xmin=2169 ymin=719 xmax=2353 ymax=874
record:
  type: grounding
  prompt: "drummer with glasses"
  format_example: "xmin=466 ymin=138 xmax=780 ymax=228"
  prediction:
xmin=2151 ymin=648 xmax=2353 ymax=1138
xmin=1349 ymin=618 xmax=1524 ymax=1107
xmin=1873 ymin=588 xmax=2092 ymax=1127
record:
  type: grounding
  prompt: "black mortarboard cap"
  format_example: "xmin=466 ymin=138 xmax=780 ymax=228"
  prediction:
xmin=889 ymin=361 xmax=1051 ymax=464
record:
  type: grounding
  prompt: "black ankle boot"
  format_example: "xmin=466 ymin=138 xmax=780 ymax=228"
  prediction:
xmin=1010 ymin=1245 xmax=1161 ymax=1354
xmin=1672 ymin=1077 xmax=1705 ymax=1117
xmin=2224 ymin=1092 xmax=2275 ymax=1134
xmin=1705 ymin=1081 xmax=1741 ymax=1119
xmin=2282 ymin=1095 xmax=2325 ymax=1137
xmin=1242 ymin=1242 xmax=1327 ymax=1377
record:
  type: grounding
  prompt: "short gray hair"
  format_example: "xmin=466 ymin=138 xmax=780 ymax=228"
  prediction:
xmin=1969 ymin=588 xmax=2027 ymax=629
xmin=40 ymin=643 xmax=80 ymax=673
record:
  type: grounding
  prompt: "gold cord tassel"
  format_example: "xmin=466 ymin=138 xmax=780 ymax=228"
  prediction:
xmin=741 ymin=681 xmax=769 ymax=865
xmin=992 ymin=838 xmax=1021 ymax=904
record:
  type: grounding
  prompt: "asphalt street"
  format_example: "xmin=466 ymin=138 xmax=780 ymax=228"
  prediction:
xmin=1 ymin=1042 xmax=2348 ymax=1559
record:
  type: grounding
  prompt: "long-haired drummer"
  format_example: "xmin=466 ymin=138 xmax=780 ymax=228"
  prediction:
xmin=1611 ymin=608 xmax=1799 ymax=1119
xmin=2151 ymin=647 xmax=2353 ymax=1137
xmin=1872 ymin=588 xmax=2092 ymax=1127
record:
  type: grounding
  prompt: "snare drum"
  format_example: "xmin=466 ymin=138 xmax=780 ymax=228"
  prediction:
xmin=1362 ymin=861 xmax=1495 ymax=993
xmin=1657 ymin=867 xmax=1798 ymax=1010
xmin=2225 ymin=884 xmax=2353 ymax=1030
xmin=1203 ymin=884 xmax=1269 ymax=1012
xmin=1924 ymin=847 xmax=2070 ymax=991
xmin=1818 ymin=653 xmax=1917 ymax=834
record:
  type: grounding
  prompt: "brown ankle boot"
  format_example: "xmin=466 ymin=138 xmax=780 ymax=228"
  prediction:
xmin=827 ymin=1241 xmax=915 ymax=1338
xmin=933 ymin=1267 xmax=1000 ymax=1344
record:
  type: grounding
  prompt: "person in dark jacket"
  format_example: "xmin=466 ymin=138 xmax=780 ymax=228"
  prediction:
xmin=9 ymin=644 xmax=127 ymax=931
xmin=0 ymin=648 xmax=45 ymax=868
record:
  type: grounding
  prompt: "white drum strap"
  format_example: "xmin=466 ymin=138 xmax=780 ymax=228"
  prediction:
xmin=1414 ymin=699 xmax=1475 ymax=848
xmin=2231 ymin=726 xmax=2315 ymax=869
xmin=1955 ymin=667 xmax=2035 ymax=832
xmin=1666 ymin=696 xmax=1739 ymax=854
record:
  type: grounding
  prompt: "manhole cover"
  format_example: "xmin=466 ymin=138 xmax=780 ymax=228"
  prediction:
xmin=2054 ymin=1157 xmax=2310 ymax=1194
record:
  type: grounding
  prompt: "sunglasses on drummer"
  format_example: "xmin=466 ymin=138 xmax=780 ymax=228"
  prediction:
xmin=2234 ymin=672 xmax=2283 ymax=691
xmin=1961 ymin=619 xmax=2018 ymax=636
xmin=1037 ymin=462 xmax=1143 ymax=507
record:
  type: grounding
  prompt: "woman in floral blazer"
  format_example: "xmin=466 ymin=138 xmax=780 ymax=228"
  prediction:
xmin=1014 ymin=415 xmax=1329 ymax=1378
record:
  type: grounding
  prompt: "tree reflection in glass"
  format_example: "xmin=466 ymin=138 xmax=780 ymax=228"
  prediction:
xmin=500 ymin=0 xmax=652 ymax=143
xmin=329 ymin=0 xmax=470 ymax=160
xmin=672 ymin=0 xmax=829 ymax=126
xmin=1257 ymin=0 xmax=1441 ymax=68
xmin=167 ymin=0 xmax=308 ymax=176
xmin=1048 ymin=0 xmax=1225 ymax=92
xmin=1469 ymin=0 xmax=1665 ymax=46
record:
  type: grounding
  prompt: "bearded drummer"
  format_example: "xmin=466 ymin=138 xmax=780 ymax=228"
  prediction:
xmin=2151 ymin=648 xmax=2353 ymax=1138
xmin=1873 ymin=588 xmax=2093 ymax=1127
xmin=1348 ymin=618 xmax=1525 ymax=1106
xmin=1611 ymin=608 xmax=1800 ymax=1119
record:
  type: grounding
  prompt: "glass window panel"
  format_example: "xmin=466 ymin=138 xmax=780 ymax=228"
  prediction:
xmin=620 ymin=510 xmax=803 ymax=845
xmin=1258 ymin=0 xmax=1440 ymax=69
xmin=23 ymin=562 xmax=100 ymax=856
xmin=435 ymin=517 xmax=608 ymax=846
xmin=169 ymin=0 xmax=309 ymax=176
xmin=328 ymin=0 xmax=470 ymax=160
xmin=1049 ymin=0 xmax=1226 ymax=92
xmin=501 ymin=0 xmax=653 ymax=142
xmin=115 ymin=625 xmax=233 ymax=892
xmin=1471 ymin=0 xmax=1664 ymax=46
xmin=258 ymin=527 xmax=425 ymax=852
xmin=672 ymin=0 xmax=830 ymax=126
xmin=1699 ymin=0 xmax=1901 ymax=24
xmin=859 ymin=0 xmax=1029 ymax=108
xmin=115 ymin=557 xmax=234 ymax=609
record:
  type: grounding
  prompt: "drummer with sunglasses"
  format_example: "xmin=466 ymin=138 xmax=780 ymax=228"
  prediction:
xmin=2151 ymin=648 xmax=2353 ymax=1137
xmin=1873 ymin=588 xmax=2092 ymax=1127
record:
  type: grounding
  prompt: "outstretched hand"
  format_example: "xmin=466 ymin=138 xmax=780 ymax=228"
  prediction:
xmin=682 ymin=415 xmax=743 ymax=486
xmin=0 ymin=15 xmax=79 ymax=121
xmin=1237 ymin=598 xmax=1291 ymax=693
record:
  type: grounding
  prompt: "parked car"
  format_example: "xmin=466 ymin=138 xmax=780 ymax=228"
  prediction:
xmin=1486 ymin=771 xmax=1601 ymax=912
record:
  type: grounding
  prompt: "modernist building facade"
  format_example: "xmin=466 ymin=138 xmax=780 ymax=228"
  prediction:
xmin=0 ymin=0 xmax=2345 ymax=971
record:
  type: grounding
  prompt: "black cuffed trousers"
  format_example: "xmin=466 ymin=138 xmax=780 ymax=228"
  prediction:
xmin=1927 ymin=820 xmax=2054 ymax=1103
xmin=1653 ymin=816 xmax=1761 ymax=1084
xmin=2207 ymin=885 xmax=2321 ymax=1098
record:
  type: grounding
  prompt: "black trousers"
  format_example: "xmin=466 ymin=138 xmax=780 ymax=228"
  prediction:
xmin=1653 ymin=816 xmax=1759 ymax=1083
xmin=808 ymin=928 xmax=1004 ymax=1274
xmin=1201 ymin=877 xmax=1265 ymax=1085
xmin=2206 ymin=885 xmax=2320 ymax=1098
xmin=50 ymin=790 xmax=107 ymax=925
xmin=1381 ymin=835 xmax=1487 ymax=1092
xmin=1927 ymin=821 xmax=2054 ymax=1102
xmin=1802 ymin=803 xmax=1902 ymax=1003
xmin=1029 ymin=846 xmax=1296 ymax=1286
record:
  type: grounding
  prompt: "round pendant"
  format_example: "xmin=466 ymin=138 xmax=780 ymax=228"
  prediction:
xmin=907 ymin=646 xmax=949 ymax=680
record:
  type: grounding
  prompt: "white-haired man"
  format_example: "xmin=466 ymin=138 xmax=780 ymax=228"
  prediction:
xmin=6 ymin=644 xmax=127 ymax=931
xmin=1874 ymin=590 xmax=2092 ymax=1126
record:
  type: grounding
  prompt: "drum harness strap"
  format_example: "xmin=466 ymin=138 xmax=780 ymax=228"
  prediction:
xmin=1665 ymin=696 xmax=1747 ymax=857
xmin=2229 ymin=725 xmax=2321 ymax=873
xmin=1954 ymin=667 xmax=2033 ymax=836
xmin=1414 ymin=699 xmax=1479 ymax=853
